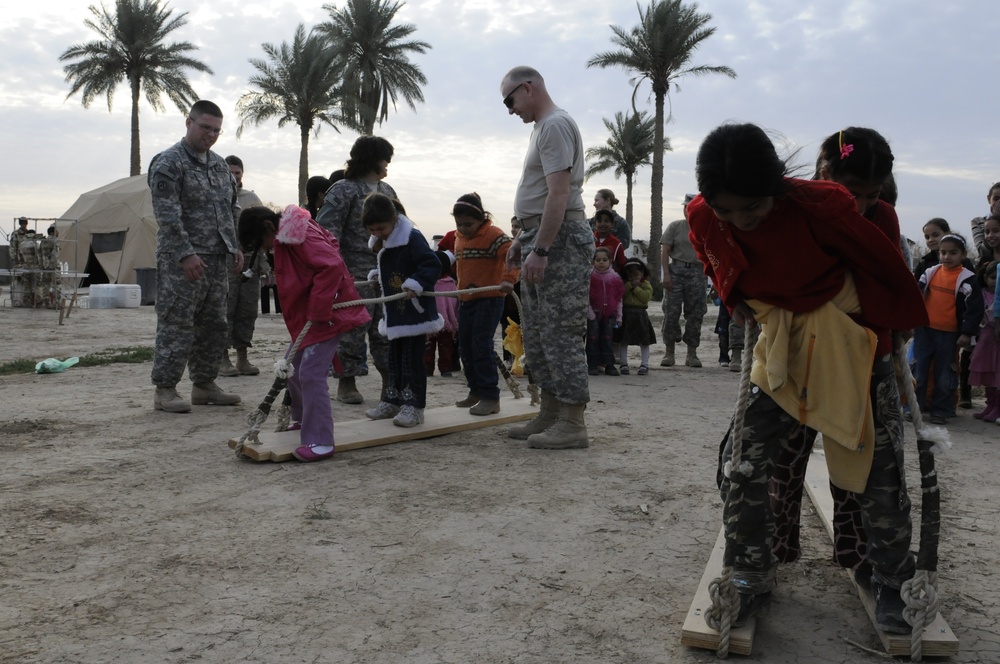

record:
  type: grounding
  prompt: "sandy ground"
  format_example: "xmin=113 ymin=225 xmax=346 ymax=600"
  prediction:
xmin=1 ymin=302 xmax=998 ymax=663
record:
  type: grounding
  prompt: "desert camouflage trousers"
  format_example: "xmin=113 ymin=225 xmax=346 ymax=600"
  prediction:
xmin=226 ymin=266 xmax=260 ymax=349
xmin=661 ymin=262 xmax=707 ymax=347
xmin=718 ymin=354 xmax=913 ymax=593
xmin=151 ymin=254 xmax=230 ymax=387
xmin=334 ymin=280 xmax=388 ymax=378
xmin=519 ymin=218 xmax=592 ymax=405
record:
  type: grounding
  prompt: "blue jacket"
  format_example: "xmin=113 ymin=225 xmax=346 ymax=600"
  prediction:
xmin=369 ymin=214 xmax=444 ymax=340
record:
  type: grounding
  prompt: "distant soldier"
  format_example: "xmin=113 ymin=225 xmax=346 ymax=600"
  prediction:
xmin=148 ymin=100 xmax=243 ymax=413
xmin=38 ymin=225 xmax=61 ymax=308
xmin=660 ymin=194 xmax=707 ymax=368
xmin=10 ymin=217 xmax=38 ymax=307
xmin=219 ymin=154 xmax=267 ymax=377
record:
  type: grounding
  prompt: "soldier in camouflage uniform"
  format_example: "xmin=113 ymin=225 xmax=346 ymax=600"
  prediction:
xmin=659 ymin=195 xmax=707 ymax=368
xmin=219 ymin=155 xmax=265 ymax=377
xmin=316 ymin=136 xmax=395 ymax=404
xmin=9 ymin=217 xmax=39 ymax=307
xmin=148 ymin=100 xmax=243 ymax=413
xmin=501 ymin=66 xmax=591 ymax=450
xmin=39 ymin=226 xmax=62 ymax=308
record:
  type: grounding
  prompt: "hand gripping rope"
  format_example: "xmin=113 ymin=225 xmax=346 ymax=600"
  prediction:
xmin=233 ymin=285 xmax=530 ymax=457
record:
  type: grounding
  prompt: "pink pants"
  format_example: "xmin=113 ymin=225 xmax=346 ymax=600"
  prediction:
xmin=287 ymin=336 xmax=340 ymax=447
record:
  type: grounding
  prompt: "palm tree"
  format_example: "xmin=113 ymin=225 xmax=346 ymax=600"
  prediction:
xmin=236 ymin=24 xmax=355 ymax=205
xmin=585 ymin=111 xmax=661 ymax=233
xmin=317 ymin=0 xmax=431 ymax=135
xmin=587 ymin=0 xmax=735 ymax=284
xmin=59 ymin=0 xmax=212 ymax=176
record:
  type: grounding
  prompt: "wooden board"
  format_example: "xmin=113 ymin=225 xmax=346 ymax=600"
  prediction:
xmin=804 ymin=446 xmax=960 ymax=657
xmin=680 ymin=527 xmax=755 ymax=656
xmin=228 ymin=396 xmax=538 ymax=461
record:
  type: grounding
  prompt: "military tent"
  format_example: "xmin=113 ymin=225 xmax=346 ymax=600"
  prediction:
xmin=55 ymin=175 xmax=156 ymax=286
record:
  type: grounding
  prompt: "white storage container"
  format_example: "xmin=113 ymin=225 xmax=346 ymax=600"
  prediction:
xmin=88 ymin=285 xmax=117 ymax=309
xmin=116 ymin=284 xmax=141 ymax=308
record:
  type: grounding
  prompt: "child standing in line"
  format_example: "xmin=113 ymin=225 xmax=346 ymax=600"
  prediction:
xmin=237 ymin=205 xmax=371 ymax=462
xmin=501 ymin=216 xmax=523 ymax=368
xmin=361 ymin=193 xmax=443 ymax=428
xmin=593 ymin=209 xmax=627 ymax=270
xmin=975 ymin=215 xmax=1000 ymax=267
xmin=451 ymin=193 xmax=517 ymax=415
xmin=970 ymin=261 xmax=1000 ymax=422
xmin=970 ymin=182 xmax=1000 ymax=260
xmin=616 ymin=257 xmax=656 ymax=375
xmin=424 ymin=252 xmax=459 ymax=377
xmin=914 ymin=218 xmax=951 ymax=280
xmin=915 ymin=233 xmax=984 ymax=424
xmin=587 ymin=247 xmax=625 ymax=376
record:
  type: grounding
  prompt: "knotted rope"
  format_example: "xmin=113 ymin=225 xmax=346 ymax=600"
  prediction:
xmin=705 ymin=321 xmax=760 ymax=658
xmin=234 ymin=284 xmax=530 ymax=457
xmin=894 ymin=352 xmax=949 ymax=662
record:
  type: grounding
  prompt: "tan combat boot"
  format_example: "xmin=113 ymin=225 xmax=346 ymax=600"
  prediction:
xmin=154 ymin=386 xmax=191 ymax=413
xmin=508 ymin=391 xmax=559 ymax=440
xmin=660 ymin=343 xmax=675 ymax=367
xmin=685 ymin=346 xmax=702 ymax=368
xmin=235 ymin=347 xmax=260 ymax=375
xmin=219 ymin=350 xmax=239 ymax=377
xmin=729 ymin=348 xmax=743 ymax=372
xmin=527 ymin=403 xmax=589 ymax=449
xmin=191 ymin=381 xmax=241 ymax=405
xmin=337 ymin=376 xmax=363 ymax=404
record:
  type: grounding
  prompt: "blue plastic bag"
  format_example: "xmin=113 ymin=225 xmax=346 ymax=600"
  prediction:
xmin=35 ymin=357 xmax=80 ymax=374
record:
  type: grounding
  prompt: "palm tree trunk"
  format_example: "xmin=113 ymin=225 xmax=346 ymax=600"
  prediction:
xmin=648 ymin=90 xmax=665 ymax=288
xmin=625 ymin=173 xmax=634 ymax=235
xmin=129 ymin=76 xmax=141 ymax=176
xmin=298 ymin=125 xmax=310 ymax=205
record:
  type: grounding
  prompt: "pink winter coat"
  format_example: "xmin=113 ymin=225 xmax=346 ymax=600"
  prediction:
xmin=273 ymin=205 xmax=370 ymax=347
xmin=435 ymin=274 xmax=459 ymax=333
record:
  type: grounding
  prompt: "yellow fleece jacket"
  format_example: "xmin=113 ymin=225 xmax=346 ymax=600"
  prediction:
xmin=748 ymin=273 xmax=877 ymax=493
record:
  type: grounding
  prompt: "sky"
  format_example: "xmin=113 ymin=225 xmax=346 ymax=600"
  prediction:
xmin=1 ymin=0 xmax=998 ymax=250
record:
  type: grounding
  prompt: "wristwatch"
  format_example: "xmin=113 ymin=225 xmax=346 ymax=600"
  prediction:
xmin=532 ymin=246 xmax=550 ymax=257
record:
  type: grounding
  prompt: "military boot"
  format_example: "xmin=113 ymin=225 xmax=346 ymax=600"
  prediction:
xmin=508 ymin=391 xmax=559 ymax=440
xmin=685 ymin=346 xmax=702 ymax=368
xmin=191 ymin=381 xmax=241 ymax=405
xmin=660 ymin=343 xmax=675 ymax=367
xmin=235 ymin=347 xmax=260 ymax=375
xmin=219 ymin=350 xmax=239 ymax=377
xmin=154 ymin=386 xmax=191 ymax=413
xmin=338 ymin=376 xmax=363 ymax=404
xmin=729 ymin=348 xmax=743 ymax=372
xmin=527 ymin=404 xmax=589 ymax=449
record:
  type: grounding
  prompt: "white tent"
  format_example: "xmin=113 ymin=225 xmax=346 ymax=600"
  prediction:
xmin=55 ymin=175 xmax=156 ymax=285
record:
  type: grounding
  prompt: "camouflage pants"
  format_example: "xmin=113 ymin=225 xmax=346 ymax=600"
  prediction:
xmin=661 ymin=262 xmax=707 ymax=347
xmin=519 ymin=218 xmax=592 ymax=405
xmin=335 ymin=280 xmax=389 ymax=378
xmin=718 ymin=354 xmax=913 ymax=593
xmin=226 ymin=267 xmax=260 ymax=349
xmin=151 ymin=254 xmax=230 ymax=387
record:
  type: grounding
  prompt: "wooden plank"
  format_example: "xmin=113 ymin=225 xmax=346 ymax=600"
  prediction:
xmin=228 ymin=396 xmax=538 ymax=462
xmin=804 ymin=446 xmax=959 ymax=657
xmin=680 ymin=527 xmax=755 ymax=656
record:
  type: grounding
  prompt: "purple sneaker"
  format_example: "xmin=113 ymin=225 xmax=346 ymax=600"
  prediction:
xmin=293 ymin=443 xmax=335 ymax=462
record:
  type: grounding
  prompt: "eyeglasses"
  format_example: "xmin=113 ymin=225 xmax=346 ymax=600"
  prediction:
xmin=189 ymin=117 xmax=223 ymax=135
xmin=503 ymin=81 xmax=529 ymax=109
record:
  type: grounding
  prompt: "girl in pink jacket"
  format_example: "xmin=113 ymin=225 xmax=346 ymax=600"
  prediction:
xmin=238 ymin=205 xmax=371 ymax=462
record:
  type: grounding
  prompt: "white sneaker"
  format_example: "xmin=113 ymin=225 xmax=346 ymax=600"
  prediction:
xmin=365 ymin=401 xmax=399 ymax=420
xmin=393 ymin=405 xmax=424 ymax=428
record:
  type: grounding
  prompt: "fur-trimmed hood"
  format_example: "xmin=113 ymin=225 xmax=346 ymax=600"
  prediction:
xmin=368 ymin=213 xmax=415 ymax=251
xmin=276 ymin=205 xmax=313 ymax=245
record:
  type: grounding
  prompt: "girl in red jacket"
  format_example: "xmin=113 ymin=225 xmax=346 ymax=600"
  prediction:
xmin=238 ymin=205 xmax=371 ymax=462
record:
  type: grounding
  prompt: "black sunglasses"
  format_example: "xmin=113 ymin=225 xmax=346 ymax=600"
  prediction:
xmin=503 ymin=81 xmax=529 ymax=109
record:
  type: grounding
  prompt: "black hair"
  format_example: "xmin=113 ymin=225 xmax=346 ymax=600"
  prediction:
xmin=361 ymin=192 xmax=405 ymax=227
xmin=238 ymin=206 xmax=279 ymax=253
xmin=594 ymin=209 xmax=615 ymax=225
xmin=344 ymin=137 xmax=394 ymax=180
xmin=978 ymin=260 xmax=999 ymax=288
xmin=938 ymin=232 xmax=968 ymax=253
xmin=817 ymin=127 xmax=893 ymax=185
xmin=879 ymin=172 xmax=898 ymax=206
xmin=923 ymin=217 xmax=951 ymax=234
xmin=452 ymin=192 xmax=490 ymax=222
xmin=190 ymin=99 xmax=223 ymax=119
xmin=224 ymin=155 xmax=244 ymax=169
xmin=593 ymin=246 xmax=612 ymax=261
xmin=328 ymin=168 xmax=346 ymax=184
xmin=696 ymin=123 xmax=791 ymax=202
xmin=306 ymin=176 xmax=331 ymax=219
xmin=989 ymin=182 xmax=1000 ymax=197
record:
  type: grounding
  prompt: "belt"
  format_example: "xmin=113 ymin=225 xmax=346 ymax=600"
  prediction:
xmin=518 ymin=209 xmax=587 ymax=231
xmin=671 ymin=259 xmax=701 ymax=268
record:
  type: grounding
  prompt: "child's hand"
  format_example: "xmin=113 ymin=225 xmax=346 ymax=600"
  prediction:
xmin=499 ymin=280 xmax=514 ymax=294
xmin=957 ymin=333 xmax=972 ymax=350
xmin=403 ymin=288 xmax=417 ymax=300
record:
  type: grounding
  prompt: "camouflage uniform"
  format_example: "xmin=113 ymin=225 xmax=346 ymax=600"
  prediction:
xmin=718 ymin=354 xmax=913 ymax=593
xmin=38 ymin=234 xmax=61 ymax=307
xmin=518 ymin=218 xmax=593 ymax=404
xmin=148 ymin=139 xmax=239 ymax=388
xmin=316 ymin=178 xmax=395 ymax=377
xmin=225 ymin=188 xmax=265 ymax=351
xmin=660 ymin=219 xmax=707 ymax=347
xmin=9 ymin=228 xmax=39 ymax=307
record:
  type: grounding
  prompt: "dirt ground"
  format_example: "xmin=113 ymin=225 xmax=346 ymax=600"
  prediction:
xmin=1 ymin=302 xmax=998 ymax=663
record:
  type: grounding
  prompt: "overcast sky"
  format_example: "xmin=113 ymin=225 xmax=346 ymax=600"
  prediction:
xmin=1 ymin=0 xmax=997 ymax=249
